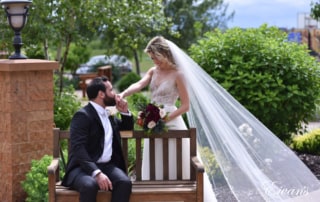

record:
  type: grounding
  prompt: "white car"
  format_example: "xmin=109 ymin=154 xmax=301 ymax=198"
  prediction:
xmin=76 ymin=55 xmax=132 ymax=75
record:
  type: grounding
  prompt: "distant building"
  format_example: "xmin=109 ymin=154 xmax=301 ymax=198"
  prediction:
xmin=297 ymin=13 xmax=320 ymax=29
xmin=285 ymin=13 xmax=320 ymax=57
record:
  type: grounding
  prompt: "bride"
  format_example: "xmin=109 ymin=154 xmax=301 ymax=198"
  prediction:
xmin=120 ymin=36 xmax=320 ymax=201
xmin=119 ymin=36 xmax=216 ymax=201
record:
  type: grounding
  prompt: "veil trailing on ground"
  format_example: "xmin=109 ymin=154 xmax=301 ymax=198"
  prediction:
xmin=166 ymin=39 xmax=320 ymax=201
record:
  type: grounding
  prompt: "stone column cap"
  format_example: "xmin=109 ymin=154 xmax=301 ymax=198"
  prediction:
xmin=0 ymin=59 xmax=59 ymax=72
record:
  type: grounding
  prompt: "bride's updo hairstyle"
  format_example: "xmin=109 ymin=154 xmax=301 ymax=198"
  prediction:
xmin=144 ymin=36 xmax=176 ymax=66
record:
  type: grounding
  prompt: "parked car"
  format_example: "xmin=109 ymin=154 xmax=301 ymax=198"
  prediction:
xmin=75 ymin=55 xmax=132 ymax=75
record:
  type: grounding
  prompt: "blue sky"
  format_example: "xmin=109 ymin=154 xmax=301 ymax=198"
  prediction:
xmin=225 ymin=0 xmax=314 ymax=29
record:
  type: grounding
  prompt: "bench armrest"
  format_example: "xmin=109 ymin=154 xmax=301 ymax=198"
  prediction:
xmin=48 ymin=158 xmax=59 ymax=202
xmin=191 ymin=156 xmax=204 ymax=202
xmin=191 ymin=156 xmax=204 ymax=173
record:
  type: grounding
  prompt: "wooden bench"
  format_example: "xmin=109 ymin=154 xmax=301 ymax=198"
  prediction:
xmin=48 ymin=128 xmax=204 ymax=202
xmin=78 ymin=65 xmax=112 ymax=98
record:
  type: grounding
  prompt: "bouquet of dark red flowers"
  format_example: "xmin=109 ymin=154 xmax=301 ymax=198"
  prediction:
xmin=136 ymin=103 xmax=168 ymax=134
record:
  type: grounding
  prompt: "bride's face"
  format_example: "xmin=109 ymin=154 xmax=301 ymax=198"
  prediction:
xmin=149 ymin=53 xmax=168 ymax=68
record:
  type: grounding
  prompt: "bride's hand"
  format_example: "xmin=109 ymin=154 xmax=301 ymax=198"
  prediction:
xmin=115 ymin=95 xmax=128 ymax=113
xmin=117 ymin=92 xmax=125 ymax=99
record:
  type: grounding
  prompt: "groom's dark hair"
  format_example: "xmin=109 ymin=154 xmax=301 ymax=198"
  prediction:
xmin=86 ymin=76 xmax=109 ymax=100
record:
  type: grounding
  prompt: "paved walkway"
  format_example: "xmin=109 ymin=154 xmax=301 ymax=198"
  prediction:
xmin=306 ymin=121 xmax=320 ymax=132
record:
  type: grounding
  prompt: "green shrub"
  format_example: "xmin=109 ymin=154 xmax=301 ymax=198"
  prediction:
xmin=54 ymin=75 xmax=81 ymax=130
xmin=310 ymin=99 xmax=320 ymax=121
xmin=198 ymin=146 xmax=224 ymax=185
xmin=127 ymin=139 xmax=137 ymax=176
xmin=116 ymin=72 xmax=145 ymax=92
xmin=189 ymin=25 xmax=320 ymax=141
xmin=291 ymin=129 xmax=320 ymax=155
xmin=21 ymin=155 xmax=53 ymax=202
xmin=22 ymin=154 xmax=66 ymax=202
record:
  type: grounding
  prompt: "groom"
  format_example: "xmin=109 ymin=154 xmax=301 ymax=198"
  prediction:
xmin=62 ymin=76 xmax=133 ymax=202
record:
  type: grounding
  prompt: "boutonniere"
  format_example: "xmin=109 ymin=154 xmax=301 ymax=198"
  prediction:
xmin=106 ymin=107 xmax=118 ymax=117
xmin=136 ymin=103 xmax=168 ymax=134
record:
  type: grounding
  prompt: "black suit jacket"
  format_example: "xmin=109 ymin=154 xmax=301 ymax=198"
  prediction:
xmin=62 ymin=103 xmax=133 ymax=186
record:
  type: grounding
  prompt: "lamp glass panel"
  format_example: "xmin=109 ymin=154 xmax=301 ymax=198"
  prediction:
xmin=7 ymin=3 xmax=27 ymax=29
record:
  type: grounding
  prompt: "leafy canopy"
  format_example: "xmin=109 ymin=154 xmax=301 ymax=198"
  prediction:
xmin=189 ymin=25 xmax=320 ymax=140
xmin=163 ymin=0 xmax=234 ymax=49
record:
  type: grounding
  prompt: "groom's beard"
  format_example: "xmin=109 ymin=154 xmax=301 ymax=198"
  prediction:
xmin=103 ymin=94 xmax=116 ymax=106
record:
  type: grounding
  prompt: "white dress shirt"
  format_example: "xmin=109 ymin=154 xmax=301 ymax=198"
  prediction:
xmin=90 ymin=101 xmax=113 ymax=177
xmin=90 ymin=101 xmax=113 ymax=163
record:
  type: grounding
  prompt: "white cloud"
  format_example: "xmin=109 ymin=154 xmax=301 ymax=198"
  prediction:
xmin=226 ymin=0 xmax=313 ymax=28
xmin=275 ymin=0 xmax=311 ymax=7
xmin=225 ymin=0 xmax=255 ymax=6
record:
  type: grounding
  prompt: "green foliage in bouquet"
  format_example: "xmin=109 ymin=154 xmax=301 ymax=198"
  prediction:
xmin=291 ymin=129 xmax=320 ymax=155
xmin=189 ymin=25 xmax=320 ymax=141
xmin=126 ymin=92 xmax=150 ymax=117
xmin=136 ymin=103 xmax=168 ymax=134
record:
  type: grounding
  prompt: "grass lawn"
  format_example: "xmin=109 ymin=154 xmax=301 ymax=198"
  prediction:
xmin=136 ymin=53 xmax=153 ymax=73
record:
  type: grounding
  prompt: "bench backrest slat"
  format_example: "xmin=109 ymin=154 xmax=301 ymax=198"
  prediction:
xmin=163 ymin=138 xmax=169 ymax=180
xmin=52 ymin=128 xmax=197 ymax=183
xmin=135 ymin=138 xmax=142 ymax=181
xmin=176 ymin=138 xmax=182 ymax=179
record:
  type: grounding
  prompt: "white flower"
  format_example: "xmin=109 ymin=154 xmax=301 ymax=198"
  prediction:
xmin=137 ymin=111 xmax=143 ymax=119
xmin=159 ymin=109 xmax=166 ymax=119
xmin=253 ymin=138 xmax=260 ymax=144
xmin=238 ymin=123 xmax=253 ymax=137
xmin=106 ymin=107 xmax=117 ymax=116
xmin=147 ymin=121 xmax=156 ymax=129
xmin=264 ymin=158 xmax=273 ymax=166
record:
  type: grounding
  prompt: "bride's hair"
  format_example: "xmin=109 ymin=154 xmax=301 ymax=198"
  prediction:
xmin=144 ymin=36 xmax=176 ymax=65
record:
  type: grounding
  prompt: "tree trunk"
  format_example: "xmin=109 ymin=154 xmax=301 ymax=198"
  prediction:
xmin=59 ymin=34 xmax=72 ymax=94
xmin=43 ymin=39 xmax=49 ymax=60
xmin=133 ymin=49 xmax=140 ymax=76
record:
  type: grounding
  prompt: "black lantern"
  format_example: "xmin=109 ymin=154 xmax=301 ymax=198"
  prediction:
xmin=0 ymin=0 xmax=32 ymax=59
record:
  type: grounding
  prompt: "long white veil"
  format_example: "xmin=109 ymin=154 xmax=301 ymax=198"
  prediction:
xmin=166 ymin=39 xmax=320 ymax=201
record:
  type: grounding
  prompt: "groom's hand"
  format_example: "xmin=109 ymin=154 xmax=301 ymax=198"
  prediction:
xmin=95 ymin=172 xmax=113 ymax=191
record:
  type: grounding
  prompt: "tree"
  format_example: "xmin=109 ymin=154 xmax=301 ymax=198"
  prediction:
xmin=311 ymin=1 xmax=320 ymax=20
xmin=162 ymin=0 xmax=234 ymax=50
xmin=0 ymin=5 xmax=18 ymax=57
xmin=189 ymin=25 xmax=320 ymax=141
xmin=1 ymin=0 xmax=168 ymax=91
xmin=100 ymin=0 xmax=174 ymax=75
xmin=20 ymin=0 xmax=101 ymax=93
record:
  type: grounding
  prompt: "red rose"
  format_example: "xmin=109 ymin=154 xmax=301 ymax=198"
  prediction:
xmin=144 ymin=103 xmax=160 ymax=124
xmin=136 ymin=118 xmax=144 ymax=127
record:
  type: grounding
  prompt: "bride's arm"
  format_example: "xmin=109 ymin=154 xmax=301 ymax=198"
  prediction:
xmin=167 ymin=72 xmax=190 ymax=122
xmin=119 ymin=67 xmax=154 ymax=98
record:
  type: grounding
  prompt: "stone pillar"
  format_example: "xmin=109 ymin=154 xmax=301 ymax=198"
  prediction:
xmin=0 ymin=59 xmax=59 ymax=202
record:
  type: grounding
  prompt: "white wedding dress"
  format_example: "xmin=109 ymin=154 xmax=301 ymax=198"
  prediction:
xmin=141 ymin=71 xmax=217 ymax=202
xmin=165 ymin=39 xmax=320 ymax=202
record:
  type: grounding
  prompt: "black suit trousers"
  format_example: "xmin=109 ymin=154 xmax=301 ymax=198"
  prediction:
xmin=71 ymin=162 xmax=132 ymax=202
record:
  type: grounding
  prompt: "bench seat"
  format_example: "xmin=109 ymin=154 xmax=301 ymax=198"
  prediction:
xmin=48 ymin=128 xmax=204 ymax=202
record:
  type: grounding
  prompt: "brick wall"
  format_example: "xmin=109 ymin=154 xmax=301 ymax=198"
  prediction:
xmin=0 ymin=60 xmax=58 ymax=202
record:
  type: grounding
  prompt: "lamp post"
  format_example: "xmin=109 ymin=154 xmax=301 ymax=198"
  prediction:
xmin=0 ymin=0 xmax=32 ymax=59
